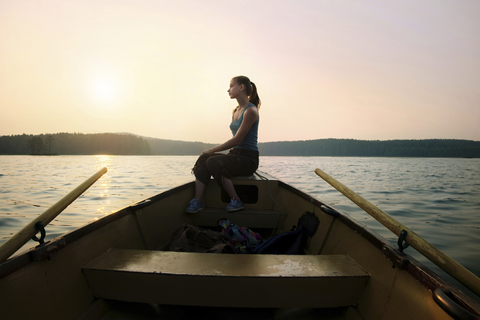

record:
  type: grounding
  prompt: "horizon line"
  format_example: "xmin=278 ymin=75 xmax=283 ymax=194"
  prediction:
xmin=1 ymin=132 xmax=479 ymax=144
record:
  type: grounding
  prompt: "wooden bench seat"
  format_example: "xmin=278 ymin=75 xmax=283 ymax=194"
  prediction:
xmin=188 ymin=208 xmax=287 ymax=229
xmin=82 ymin=249 xmax=370 ymax=308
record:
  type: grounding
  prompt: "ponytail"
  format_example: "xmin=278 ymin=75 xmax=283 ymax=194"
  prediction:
xmin=249 ymin=82 xmax=261 ymax=110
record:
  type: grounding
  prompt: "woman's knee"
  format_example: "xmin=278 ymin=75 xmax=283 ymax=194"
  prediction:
xmin=205 ymin=157 xmax=221 ymax=172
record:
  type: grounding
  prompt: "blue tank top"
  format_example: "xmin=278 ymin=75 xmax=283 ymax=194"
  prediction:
xmin=229 ymin=103 xmax=259 ymax=151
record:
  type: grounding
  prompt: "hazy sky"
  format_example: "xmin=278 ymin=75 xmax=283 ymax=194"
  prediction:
xmin=1 ymin=0 xmax=479 ymax=143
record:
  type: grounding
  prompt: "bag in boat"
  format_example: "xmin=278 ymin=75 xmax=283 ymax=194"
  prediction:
xmin=163 ymin=224 xmax=236 ymax=254
xmin=253 ymin=211 xmax=320 ymax=255
xmin=217 ymin=219 xmax=263 ymax=254
xmin=253 ymin=226 xmax=307 ymax=255
xmin=296 ymin=210 xmax=320 ymax=238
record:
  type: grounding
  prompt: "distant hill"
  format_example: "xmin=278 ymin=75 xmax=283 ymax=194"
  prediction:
xmin=0 ymin=133 xmax=479 ymax=157
xmin=258 ymin=139 xmax=480 ymax=157
xmin=0 ymin=133 xmax=150 ymax=155
xmin=144 ymin=137 xmax=215 ymax=155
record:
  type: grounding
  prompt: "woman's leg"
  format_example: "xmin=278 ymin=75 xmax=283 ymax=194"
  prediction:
xmin=194 ymin=179 xmax=207 ymax=201
xmin=221 ymin=178 xmax=241 ymax=201
xmin=186 ymin=179 xmax=207 ymax=213
xmin=191 ymin=153 xmax=216 ymax=200
xmin=186 ymin=154 xmax=215 ymax=213
xmin=205 ymin=152 xmax=258 ymax=202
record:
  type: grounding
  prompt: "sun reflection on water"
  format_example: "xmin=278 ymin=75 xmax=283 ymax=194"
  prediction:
xmin=94 ymin=155 xmax=113 ymax=215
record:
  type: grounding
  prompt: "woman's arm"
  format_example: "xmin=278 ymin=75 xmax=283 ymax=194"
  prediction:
xmin=203 ymin=107 xmax=259 ymax=154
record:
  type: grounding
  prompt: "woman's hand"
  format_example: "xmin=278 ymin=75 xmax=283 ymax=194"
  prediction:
xmin=202 ymin=149 xmax=214 ymax=155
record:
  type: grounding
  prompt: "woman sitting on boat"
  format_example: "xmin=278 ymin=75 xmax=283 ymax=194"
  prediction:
xmin=186 ymin=75 xmax=261 ymax=213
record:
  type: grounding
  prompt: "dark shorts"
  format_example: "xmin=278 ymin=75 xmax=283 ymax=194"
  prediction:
xmin=192 ymin=148 xmax=259 ymax=187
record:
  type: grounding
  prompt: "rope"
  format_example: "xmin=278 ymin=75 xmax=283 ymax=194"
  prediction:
xmin=254 ymin=171 xmax=282 ymax=238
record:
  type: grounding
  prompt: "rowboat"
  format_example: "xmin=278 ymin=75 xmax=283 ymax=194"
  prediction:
xmin=1 ymin=168 xmax=479 ymax=320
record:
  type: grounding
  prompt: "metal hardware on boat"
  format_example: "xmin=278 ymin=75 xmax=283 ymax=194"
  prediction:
xmin=397 ymin=230 xmax=409 ymax=252
xmin=129 ymin=199 xmax=152 ymax=210
xmin=31 ymin=238 xmax=67 ymax=261
xmin=31 ymin=221 xmax=46 ymax=245
xmin=381 ymin=245 xmax=409 ymax=269
xmin=320 ymin=205 xmax=339 ymax=217
xmin=433 ymin=289 xmax=480 ymax=320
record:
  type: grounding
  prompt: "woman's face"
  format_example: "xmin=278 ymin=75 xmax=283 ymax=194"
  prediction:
xmin=227 ymin=80 xmax=243 ymax=99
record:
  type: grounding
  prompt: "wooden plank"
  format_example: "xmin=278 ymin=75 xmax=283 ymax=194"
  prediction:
xmin=83 ymin=249 xmax=369 ymax=308
xmin=187 ymin=208 xmax=286 ymax=228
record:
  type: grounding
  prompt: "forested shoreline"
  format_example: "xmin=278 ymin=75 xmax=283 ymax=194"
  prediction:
xmin=0 ymin=133 xmax=151 ymax=155
xmin=0 ymin=133 xmax=479 ymax=158
xmin=258 ymin=139 xmax=480 ymax=157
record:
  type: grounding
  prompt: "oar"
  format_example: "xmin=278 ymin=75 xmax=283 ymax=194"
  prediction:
xmin=315 ymin=168 xmax=480 ymax=297
xmin=0 ymin=167 xmax=108 ymax=263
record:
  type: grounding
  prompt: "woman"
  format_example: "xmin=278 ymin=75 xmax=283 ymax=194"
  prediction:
xmin=186 ymin=75 xmax=261 ymax=213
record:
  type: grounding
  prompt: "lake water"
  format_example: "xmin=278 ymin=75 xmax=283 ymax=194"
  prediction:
xmin=1 ymin=155 xmax=479 ymax=300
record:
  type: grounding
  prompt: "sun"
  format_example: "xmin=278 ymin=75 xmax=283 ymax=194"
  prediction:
xmin=91 ymin=77 xmax=119 ymax=103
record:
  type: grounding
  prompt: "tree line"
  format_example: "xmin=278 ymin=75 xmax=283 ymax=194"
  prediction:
xmin=257 ymin=139 xmax=480 ymax=158
xmin=0 ymin=133 xmax=151 ymax=155
xmin=0 ymin=133 xmax=479 ymax=157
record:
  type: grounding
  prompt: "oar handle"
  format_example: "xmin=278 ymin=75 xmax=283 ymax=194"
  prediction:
xmin=0 ymin=167 xmax=108 ymax=263
xmin=315 ymin=168 xmax=480 ymax=297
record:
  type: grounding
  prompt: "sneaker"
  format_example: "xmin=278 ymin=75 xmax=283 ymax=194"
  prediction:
xmin=186 ymin=198 xmax=204 ymax=213
xmin=226 ymin=198 xmax=244 ymax=212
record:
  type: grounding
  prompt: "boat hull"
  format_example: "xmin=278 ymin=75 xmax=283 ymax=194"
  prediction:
xmin=1 ymin=172 xmax=478 ymax=319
